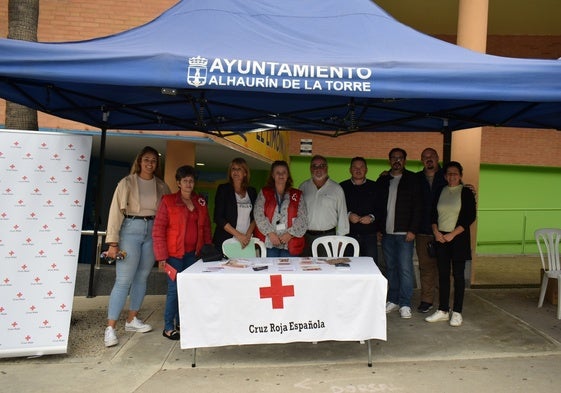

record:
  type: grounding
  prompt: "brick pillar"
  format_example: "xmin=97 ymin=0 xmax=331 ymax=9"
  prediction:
xmin=163 ymin=140 xmax=196 ymax=191
xmin=453 ymin=0 xmax=488 ymax=285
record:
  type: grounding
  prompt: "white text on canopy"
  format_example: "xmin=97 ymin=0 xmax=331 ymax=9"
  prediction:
xmin=187 ymin=56 xmax=372 ymax=93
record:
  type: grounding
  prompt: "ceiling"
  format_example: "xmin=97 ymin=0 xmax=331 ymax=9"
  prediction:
xmin=91 ymin=132 xmax=273 ymax=171
xmin=375 ymin=0 xmax=561 ymax=35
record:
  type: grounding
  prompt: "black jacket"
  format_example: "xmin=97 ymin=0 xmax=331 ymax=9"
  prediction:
xmin=212 ymin=182 xmax=257 ymax=250
xmin=377 ymin=169 xmax=423 ymax=234
xmin=417 ymin=167 xmax=447 ymax=235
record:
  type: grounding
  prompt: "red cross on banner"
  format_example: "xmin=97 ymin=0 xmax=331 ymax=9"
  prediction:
xmin=259 ymin=274 xmax=294 ymax=309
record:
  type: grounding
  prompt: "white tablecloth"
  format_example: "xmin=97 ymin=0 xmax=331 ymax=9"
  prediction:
xmin=177 ymin=257 xmax=387 ymax=349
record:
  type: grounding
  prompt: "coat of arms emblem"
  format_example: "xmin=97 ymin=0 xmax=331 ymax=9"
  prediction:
xmin=187 ymin=56 xmax=208 ymax=87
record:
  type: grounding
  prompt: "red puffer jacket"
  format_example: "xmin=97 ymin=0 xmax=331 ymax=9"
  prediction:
xmin=153 ymin=191 xmax=211 ymax=260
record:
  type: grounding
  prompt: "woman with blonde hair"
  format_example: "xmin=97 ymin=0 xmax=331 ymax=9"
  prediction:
xmin=212 ymin=157 xmax=257 ymax=252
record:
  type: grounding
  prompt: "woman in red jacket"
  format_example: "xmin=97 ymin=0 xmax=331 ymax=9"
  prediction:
xmin=153 ymin=165 xmax=211 ymax=340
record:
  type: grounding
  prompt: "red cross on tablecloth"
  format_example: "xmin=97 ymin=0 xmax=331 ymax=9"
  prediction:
xmin=259 ymin=274 xmax=294 ymax=309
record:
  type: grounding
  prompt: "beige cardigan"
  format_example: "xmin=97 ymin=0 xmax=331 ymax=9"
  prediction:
xmin=105 ymin=174 xmax=170 ymax=244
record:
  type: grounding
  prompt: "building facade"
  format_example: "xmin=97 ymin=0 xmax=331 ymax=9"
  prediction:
xmin=1 ymin=0 xmax=560 ymax=255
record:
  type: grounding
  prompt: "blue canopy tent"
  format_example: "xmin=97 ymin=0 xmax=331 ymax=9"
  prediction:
xmin=1 ymin=0 xmax=561 ymax=137
xmin=2 ymin=0 xmax=561 ymax=296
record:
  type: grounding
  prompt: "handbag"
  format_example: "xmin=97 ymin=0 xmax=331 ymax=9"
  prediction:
xmin=426 ymin=240 xmax=437 ymax=258
xmin=200 ymin=243 xmax=223 ymax=262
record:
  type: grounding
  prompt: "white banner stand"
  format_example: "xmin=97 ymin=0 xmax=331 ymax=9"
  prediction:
xmin=0 ymin=130 xmax=91 ymax=358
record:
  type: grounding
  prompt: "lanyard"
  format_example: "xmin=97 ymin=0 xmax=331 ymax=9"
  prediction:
xmin=275 ymin=192 xmax=283 ymax=214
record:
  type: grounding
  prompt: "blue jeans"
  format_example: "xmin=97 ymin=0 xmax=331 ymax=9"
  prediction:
xmin=382 ymin=234 xmax=415 ymax=307
xmin=266 ymin=247 xmax=292 ymax=258
xmin=107 ymin=218 xmax=155 ymax=321
xmin=165 ymin=252 xmax=196 ymax=331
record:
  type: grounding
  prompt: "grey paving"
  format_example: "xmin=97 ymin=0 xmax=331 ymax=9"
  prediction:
xmin=2 ymin=287 xmax=561 ymax=393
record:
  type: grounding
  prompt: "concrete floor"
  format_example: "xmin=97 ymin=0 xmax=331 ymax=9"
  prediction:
xmin=472 ymin=255 xmax=542 ymax=287
xmin=3 ymin=255 xmax=558 ymax=393
xmin=2 ymin=286 xmax=561 ymax=393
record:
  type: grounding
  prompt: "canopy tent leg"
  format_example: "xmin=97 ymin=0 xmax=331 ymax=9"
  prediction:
xmin=367 ymin=339 xmax=372 ymax=367
xmin=442 ymin=119 xmax=452 ymax=164
xmin=87 ymin=120 xmax=108 ymax=298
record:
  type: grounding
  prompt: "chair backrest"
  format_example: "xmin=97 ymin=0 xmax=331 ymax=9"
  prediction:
xmin=222 ymin=237 xmax=266 ymax=258
xmin=534 ymin=228 xmax=561 ymax=272
xmin=311 ymin=235 xmax=360 ymax=257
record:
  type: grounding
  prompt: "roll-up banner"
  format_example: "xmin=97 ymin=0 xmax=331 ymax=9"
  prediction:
xmin=0 ymin=130 xmax=92 ymax=358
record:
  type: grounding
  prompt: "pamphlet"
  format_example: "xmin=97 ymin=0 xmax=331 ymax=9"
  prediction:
xmin=164 ymin=263 xmax=177 ymax=281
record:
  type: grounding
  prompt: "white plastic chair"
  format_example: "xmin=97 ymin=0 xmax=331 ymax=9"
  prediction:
xmin=311 ymin=235 xmax=360 ymax=257
xmin=535 ymin=228 xmax=561 ymax=319
xmin=311 ymin=235 xmax=360 ymax=345
xmin=222 ymin=237 xmax=266 ymax=258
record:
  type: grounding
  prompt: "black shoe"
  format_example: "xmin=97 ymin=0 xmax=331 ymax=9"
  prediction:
xmin=417 ymin=302 xmax=433 ymax=313
xmin=162 ymin=329 xmax=180 ymax=340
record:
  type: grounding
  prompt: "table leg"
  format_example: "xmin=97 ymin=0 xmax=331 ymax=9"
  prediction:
xmin=191 ymin=348 xmax=197 ymax=367
xmin=367 ymin=340 xmax=372 ymax=367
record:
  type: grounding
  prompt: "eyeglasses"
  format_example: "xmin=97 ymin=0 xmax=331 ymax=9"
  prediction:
xmin=311 ymin=164 xmax=327 ymax=170
xmin=390 ymin=156 xmax=404 ymax=162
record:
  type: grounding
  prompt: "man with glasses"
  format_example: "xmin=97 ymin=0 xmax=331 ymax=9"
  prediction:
xmin=377 ymin=148 xmax=423 ymax=319
xmin=299 ymin=155 xmax=349 ymax=256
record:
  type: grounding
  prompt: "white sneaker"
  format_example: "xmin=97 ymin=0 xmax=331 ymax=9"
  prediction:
xmin=125 ymin=317 xmax=152 ymax=333
xmin=450 ymin=312 xmax=463 ymax=327
xmin=104 ymin=326 xmax=118 ymax=347
xmin=399 ymin=306 xmax=412 ymax=319
xmin=385 ymin=302 xmax=399 ymax=313
xmin=425 ymin=310 xmax=450 ymax=323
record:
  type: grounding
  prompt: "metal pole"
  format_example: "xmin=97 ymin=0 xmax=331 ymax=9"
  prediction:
xmin=367 ymin=339 xmax=372 ymax=367
xmin=442 ymin=119 xmax=452 ymax=164
xmin=522 ymin=212 xmax=527 ymax=254
xmin=87 ymin=124 xmax=108 ymax=297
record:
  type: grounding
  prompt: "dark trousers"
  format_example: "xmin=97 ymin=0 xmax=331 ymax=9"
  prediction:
xmin=416 ymin=234 xmax=439 ymax=305
xmin=301 ymin=229 xmax=336 ymax=257
xmin=347 ymin=232 xmax=378 ymax=264
xmin=165 ymin=252 xmax=196 ymax=331
xmin=437 ymin=243 xmax=466 ymax=313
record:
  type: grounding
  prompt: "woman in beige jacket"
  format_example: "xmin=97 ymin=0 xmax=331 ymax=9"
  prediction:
xmin=103 ymin=146 xmax=170 ymax=347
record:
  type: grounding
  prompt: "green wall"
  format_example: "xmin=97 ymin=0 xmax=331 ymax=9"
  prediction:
xmin=197 ymin=157 xmax=561 ymax=256
xmin=289 ymin=155 xmax=423 ymax=187
xmin=477 ymin=164 xmax=561 ymax=254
